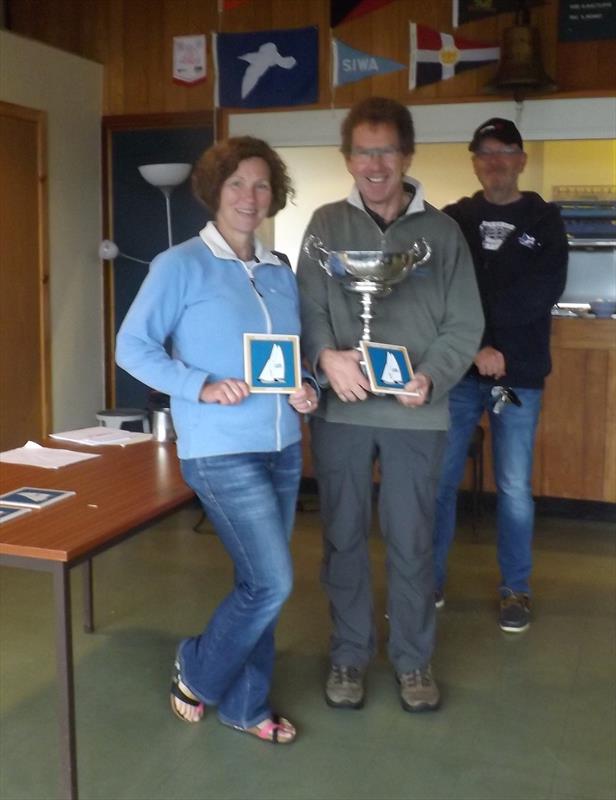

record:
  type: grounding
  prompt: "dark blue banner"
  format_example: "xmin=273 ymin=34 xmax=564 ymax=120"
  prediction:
xmin=214 ymin=27 xmax=318 ymax=108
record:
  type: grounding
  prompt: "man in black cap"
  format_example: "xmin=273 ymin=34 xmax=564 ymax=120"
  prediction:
xmin=432 ymin=117 xmax=568 ymax=632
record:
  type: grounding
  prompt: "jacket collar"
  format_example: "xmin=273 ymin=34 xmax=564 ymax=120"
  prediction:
xmin=199 ymin=220 xmax=283 ymax=266
xmin=346 ymin=177 xmax=426 ymax=217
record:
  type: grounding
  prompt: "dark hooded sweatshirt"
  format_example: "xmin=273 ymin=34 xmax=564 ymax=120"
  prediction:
xmin=443 ymin=191 xmax=568 ymax=389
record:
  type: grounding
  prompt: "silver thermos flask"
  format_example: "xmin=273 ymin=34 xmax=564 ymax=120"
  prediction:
xmin=151 ymin=407 xmax=176 ymax=442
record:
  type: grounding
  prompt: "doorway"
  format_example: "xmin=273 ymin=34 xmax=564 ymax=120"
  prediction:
xmin=0 ymin=100 xmax=50 ymax=450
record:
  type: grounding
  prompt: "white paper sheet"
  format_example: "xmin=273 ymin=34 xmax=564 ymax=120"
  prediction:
xmin=50 ymin=427 xmax=152 ymax=446
xmin=0 ymin=441 xmax=100 ymax=469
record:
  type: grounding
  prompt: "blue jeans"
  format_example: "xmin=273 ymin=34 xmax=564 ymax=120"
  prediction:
xmin=433 ymin=375 xmax=542 ymax=596
xmin=178 ymin=441 xmax=301 ymax=729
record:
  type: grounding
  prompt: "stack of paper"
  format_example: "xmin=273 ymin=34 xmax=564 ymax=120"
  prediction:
xmin=0 ymin=441 xmax=100 ymax=469
xmin=50 ymin=427 xmax=152 ymax=446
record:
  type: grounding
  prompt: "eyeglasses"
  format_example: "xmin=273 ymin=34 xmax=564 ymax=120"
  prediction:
xmin=474 ymin=147 xmax=522 ymax=159
xmin=349 ymin=146 xmax=401 ymax=162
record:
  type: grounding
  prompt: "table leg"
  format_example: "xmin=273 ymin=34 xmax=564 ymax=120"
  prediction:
xmin=53 ymin=563 xmax=79 ymax=800
xmin=82 ymin=560 xmax=94 ymax=633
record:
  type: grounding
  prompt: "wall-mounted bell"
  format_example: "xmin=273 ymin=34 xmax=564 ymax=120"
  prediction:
xmin=485 ymin=0 xmax=556 ymax=101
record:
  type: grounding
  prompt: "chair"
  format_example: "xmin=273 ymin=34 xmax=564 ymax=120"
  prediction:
xmin=467 ymin=425 xmax=484 ymax=530
xmin=95 ymin=408 xmax=150 ymax=432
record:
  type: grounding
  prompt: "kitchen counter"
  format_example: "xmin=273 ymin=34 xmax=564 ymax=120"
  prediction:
xmin=480 ymin=317 xmax=615 ymax=502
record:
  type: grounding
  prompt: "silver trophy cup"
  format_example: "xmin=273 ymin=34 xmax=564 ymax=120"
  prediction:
xmin=303 ymin=234 xmax=431 ymax=344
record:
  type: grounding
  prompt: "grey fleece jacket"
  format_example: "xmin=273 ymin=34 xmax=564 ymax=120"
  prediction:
xmin=296 ymin=178 xmax=484 ymax=431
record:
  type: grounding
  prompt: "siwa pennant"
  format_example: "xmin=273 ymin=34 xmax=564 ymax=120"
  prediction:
xmin=409 ymin=22 xmax=499 ymax=90
xmin=213 ymin=27 xmax=318 ymax=108
xmin=332 ymin=38 xmax=404 ymax=86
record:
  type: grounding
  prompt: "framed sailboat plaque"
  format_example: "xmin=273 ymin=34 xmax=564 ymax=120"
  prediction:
xmin=244 ymin=333 xmax=302 ymax=393
xmin=359 ymin=341 xmax=415 ymax=396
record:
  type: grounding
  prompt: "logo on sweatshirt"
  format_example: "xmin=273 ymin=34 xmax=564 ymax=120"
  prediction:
xmin=517 ymin=232 xmax=538 ymax=249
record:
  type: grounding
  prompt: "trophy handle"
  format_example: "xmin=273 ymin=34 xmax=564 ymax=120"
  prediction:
xmin=303 ymin=234 xmax=332 ymax=273
xmin=411 ymin=238 xmax=431 ymax=267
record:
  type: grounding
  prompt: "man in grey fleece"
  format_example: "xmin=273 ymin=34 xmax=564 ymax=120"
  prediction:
xmin=297 ymin=97 xmax=483 ymax=713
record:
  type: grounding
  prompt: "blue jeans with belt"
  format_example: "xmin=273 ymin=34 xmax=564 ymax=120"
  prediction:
xmin=178 ymin=441 xmax=301 ymax=729
xmin=433 ymin=375 xmax=542 ymax=596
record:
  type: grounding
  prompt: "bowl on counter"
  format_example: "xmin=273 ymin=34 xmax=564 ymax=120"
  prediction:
xmin=589 ymin=299 xmax=616 ymax=318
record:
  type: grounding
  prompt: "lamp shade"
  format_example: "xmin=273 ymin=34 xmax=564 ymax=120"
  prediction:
xmin=138 ymin=163 xmax=191 ymax=189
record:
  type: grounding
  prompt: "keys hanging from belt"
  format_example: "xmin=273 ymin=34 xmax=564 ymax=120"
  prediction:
xmin=491 ymin=386 xmax=522 ymax=415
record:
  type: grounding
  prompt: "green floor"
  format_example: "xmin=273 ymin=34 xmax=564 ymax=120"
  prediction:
xmin=1 ymin=501 xmax=614 ymax=800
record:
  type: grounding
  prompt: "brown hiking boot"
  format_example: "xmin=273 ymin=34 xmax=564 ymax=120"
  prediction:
xmin=397 ymin=665 xmax=440 ymax=712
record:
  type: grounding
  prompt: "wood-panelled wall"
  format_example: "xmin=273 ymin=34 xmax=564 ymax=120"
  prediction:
xmin=6 ymin=0 xmax=616 ymax=118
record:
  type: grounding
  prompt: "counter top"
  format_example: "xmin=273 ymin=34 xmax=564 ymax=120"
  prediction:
xmin=552 ymin=317 xmax=616 ymax=350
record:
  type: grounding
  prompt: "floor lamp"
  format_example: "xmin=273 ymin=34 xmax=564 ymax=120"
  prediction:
xmin=137 ymin=163 xmax=192 ymax=248
xmin=99 ymin=162 xmax=192 ymax=263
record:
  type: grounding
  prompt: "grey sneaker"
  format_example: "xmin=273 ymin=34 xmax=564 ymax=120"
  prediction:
xmin=397 ymin=665 xmax=440 ymax=712
xmin=499 ymin=590 xmax=531 ymax=633
xmin=325 ymin=665 xmax=365 ymax=709
xmin=434 ymin=591 xmax=445 ymax=609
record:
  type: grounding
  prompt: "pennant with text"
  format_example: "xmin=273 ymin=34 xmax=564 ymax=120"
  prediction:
xmin=331 ymin=0 xmax=396 ymax=28
xmin=409 ymin=22 xmax=499 ymax=90
xmin=332 ymin=38 xmax=404 ymax=86
xmin=173 ymin=35 xmax=206 ymax=86
xmin=213 ymin=27 xmax=318 ymax=109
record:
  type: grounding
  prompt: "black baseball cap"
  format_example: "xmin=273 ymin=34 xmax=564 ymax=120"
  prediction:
xmin=469 ymin=118 xmax=524 ymax=152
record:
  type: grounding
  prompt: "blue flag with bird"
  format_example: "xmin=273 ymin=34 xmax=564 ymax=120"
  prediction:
xmin=213 ymin=27 xmax=319 ymax=108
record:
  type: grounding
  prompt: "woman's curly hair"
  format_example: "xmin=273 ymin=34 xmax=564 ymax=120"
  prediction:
xmin=192 ymin=136 xmax=294 ymax=217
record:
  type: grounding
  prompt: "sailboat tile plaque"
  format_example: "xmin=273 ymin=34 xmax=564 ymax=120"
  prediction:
xmin=359 ymin=341 xmax=415 ymax=396
xmin=244 ymin=333 xmax=302 ymax=393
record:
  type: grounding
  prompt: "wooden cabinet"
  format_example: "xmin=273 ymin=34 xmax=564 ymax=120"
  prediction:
xmin=302 ymin=319 xmax=616 ymax=503
xmin=467 ymin=318 xmax=615 ymax=502
xmin=538 ymin=318 xmax=615 ymax=502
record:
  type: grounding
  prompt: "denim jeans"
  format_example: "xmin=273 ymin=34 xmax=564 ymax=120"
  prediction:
xmin=178 ymin=441 xmax=301 ymax=729
xmin=433 ymin=375 xmax=542 ymax=596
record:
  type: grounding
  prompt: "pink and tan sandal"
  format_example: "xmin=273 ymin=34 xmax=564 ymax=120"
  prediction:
xmin=224 ymin=713 xmax=297 ymax=744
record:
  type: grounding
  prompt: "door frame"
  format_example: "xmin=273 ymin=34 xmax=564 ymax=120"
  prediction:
xmin=0 ymin=100 xmax=51 ymax=439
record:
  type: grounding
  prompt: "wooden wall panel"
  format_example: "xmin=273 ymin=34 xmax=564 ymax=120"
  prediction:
xmin=6 ymin=0 xmax=616 ymax=117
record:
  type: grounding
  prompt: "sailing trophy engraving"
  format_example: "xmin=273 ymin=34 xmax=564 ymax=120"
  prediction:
xmin=303 ymin=234 xmax=431 ymax=345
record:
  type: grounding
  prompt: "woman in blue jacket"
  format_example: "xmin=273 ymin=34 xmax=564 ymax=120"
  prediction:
xmin=116 ymin=136 xmax=317 ymax=744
